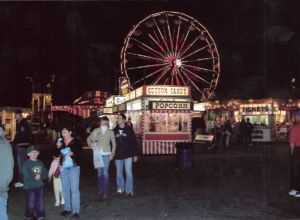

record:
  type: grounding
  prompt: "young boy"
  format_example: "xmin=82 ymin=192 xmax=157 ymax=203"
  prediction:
xmin=22 ymin=146 xmax=48 ymax=220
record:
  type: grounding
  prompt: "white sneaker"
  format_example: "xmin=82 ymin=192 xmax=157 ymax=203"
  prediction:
xmin=14 ymin=182 xmax=24 ymax=188
xmin=116 ymin=188 xmax=124 ymax=194
xmin=61 ymin=200 xmax=65 ymax=206
xmin=55 ymin=201 xmax=60 ymax=207
xmin=289 ymin=190 xmax=297 ymax=196
xmin=294 ymin=192 xmax=300 ymax=198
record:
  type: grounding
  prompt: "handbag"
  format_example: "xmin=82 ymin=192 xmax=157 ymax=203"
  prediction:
xmin=53 ymin=166 xmax=61 ymax=178
xmin=93 ymin=146 xmax=104 ymax=169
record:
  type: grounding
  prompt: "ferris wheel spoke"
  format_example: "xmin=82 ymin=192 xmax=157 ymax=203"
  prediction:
xmin=132 ymin=37 xmax=165 ymax=58
xmin=165 ymin=13 xmax=174 ymax=53
xmin=178 ymin=36 xmax=200 ymax=58
xmin=131 ymin=65 xmax=170 ymax=86
xmin=175 ymin=19 xmax=181 ymax=54
xmin=175 ymin=72 xmax=180 ymax=86
xmin=144 ymin=65 xmax=170 ymax=79
xmin=181 ymin=57 xmax=219 ymax=63
xmin=182 ymin=67 xmax=211 ymax=85
xmin=152 ymin=67 xmax=170 ymax=85
xmin=182 ymin=63 xmax=217 ymax=73
xmin=177 ymin=24 xmax=192 ymax=55
xmin=177 ymin=70 xmax=187 ymax=86
xmin=148 ymin=34 xmax=167 ymax=55
xmin=180 ymin=43 xmax=214 ymax=60
xmin=127 ymin=52 xmax=165 ymax=63
xmin=180 ymin=69 xmax=202 ymax=93
xmin=152 ymin=16 xmax=170 ymax=53
xmin=127 ymin=63 xmax=169 ymax=70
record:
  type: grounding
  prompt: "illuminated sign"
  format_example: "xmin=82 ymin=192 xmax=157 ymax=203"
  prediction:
xmin=150 ymin=101 xmax=192 ymax=110
xmin=145 ymin=86 xmax=190 ymax=97
xmin=118 ymin=103 xmax=126 ymax=112
xmin=240 ymin=104 xmax=279 ymax=115
xmin=105 ymin=96 xmax=125 ymax=107
xmin=135 ymin=87 xmax=143 ymax=98
xmin=103 ymin=107 xmax=113 ymax=114
xmin=127 ymin=99 xmax=142 ymax=111
xmin=194 ymin=103 xmax=208 ymax=111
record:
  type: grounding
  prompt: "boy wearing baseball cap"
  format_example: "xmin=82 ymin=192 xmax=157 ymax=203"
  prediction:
xmin=22 ymin=146 xmax=48 ymax=220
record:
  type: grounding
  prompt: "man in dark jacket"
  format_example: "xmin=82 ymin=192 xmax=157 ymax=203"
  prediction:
xmin=0 ymin=126 xmax=14 ymax=220
xmin=13 ymin=109 xmax=30 ymax=188
xmin=114 ymin=114 xmax=140 ymax=196
xmin=246 ymin=118 xmax=254 ymax=148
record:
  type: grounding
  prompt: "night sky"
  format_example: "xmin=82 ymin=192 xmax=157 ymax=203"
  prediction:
xmin=0 ymin=0 xmax=299 ymax=106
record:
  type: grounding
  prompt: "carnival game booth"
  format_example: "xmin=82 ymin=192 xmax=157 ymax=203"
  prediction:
xmin=112 ymin=85 xmax=193 ymax=155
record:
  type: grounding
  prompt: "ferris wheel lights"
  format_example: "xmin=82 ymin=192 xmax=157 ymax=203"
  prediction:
xmin=159 ymin=18 xmax=166 ymax=24
xmin=121 ymin=11 xmax=220 ymax=98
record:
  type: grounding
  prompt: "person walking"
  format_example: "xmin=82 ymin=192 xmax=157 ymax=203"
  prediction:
xmin=114 ymin=114 xmax=141 ymax=196
xmin=239 ymin=119 xmax=247 ymax=149
xmin=289 ymin=110 xmax=300 ymax=197
xmin=87 ymin=116 xmax=116 ymax=199
xmin=0 ymin=126 xmax=14 ymax=220
xmin=57 ymin=126 xmax=83 ymax=219
xmin=245 ymin=118 xmax=254 ymax=148
xmin=223 ymin=120 xmax=233 ymax=148
xmin=22 ymin=146 xmax=48 ymax=220
xmin=13 ymin=109 xmax=30 ymax=188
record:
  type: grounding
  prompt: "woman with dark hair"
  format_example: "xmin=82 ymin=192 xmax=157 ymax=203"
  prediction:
xmin=56 ymin=126 xmax=83 ymax=219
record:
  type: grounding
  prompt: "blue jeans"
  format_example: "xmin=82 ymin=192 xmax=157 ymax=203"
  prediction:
xmin=115 ymin=157 xmax=133 ymax=193
xmin=17 ymin=146 xmax=28 ymax=182
xmin=97 ymin=155 xmax=111 ymax=194
xmin=24 ymin=187 xmax=45 ymax=220
xmin=61 ymin=166 xmax=80 ymax=214
xmin=0 ymin=193 xmax=8 ymax=220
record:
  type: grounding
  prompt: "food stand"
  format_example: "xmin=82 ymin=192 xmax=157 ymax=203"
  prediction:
xmin=195 ymin=99 xmax=290 ymax=142
xmin=111 ymin=85 xmax=193 ymax=154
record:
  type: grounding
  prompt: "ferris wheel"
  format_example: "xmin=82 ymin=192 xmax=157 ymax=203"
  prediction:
xmin=120 ymin=11 xmax=220 ymax=100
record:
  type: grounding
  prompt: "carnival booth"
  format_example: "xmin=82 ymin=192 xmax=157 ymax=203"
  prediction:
xmin=196 ymin=99 xmax=289 ymax=142
xmin=111 ymin=85 xmax=193 ymax=154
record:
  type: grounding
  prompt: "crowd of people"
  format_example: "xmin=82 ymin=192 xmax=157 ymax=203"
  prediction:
xmin=208 ymin=118 xmax=254 ymax=150
xmin=0 ymin=110 xmax=140 ymax=220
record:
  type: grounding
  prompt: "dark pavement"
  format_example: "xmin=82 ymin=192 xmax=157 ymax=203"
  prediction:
xmin=7 ymin=142 xmax=300 ymax=219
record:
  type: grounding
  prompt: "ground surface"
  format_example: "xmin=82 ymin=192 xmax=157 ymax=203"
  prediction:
xmin=7 ymin=142 xmax=300 ymax=220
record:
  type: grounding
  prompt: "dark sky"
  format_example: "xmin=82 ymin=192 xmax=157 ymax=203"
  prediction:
xmin=0 ymin=0 xmax=299 ymax=106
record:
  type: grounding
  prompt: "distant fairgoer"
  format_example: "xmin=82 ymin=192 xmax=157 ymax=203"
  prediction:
xmin=245 ymin=118 xmax=254 ymax=148
xmin=13 ymin=109 xmax=30 ymax=188
xmin=126 ymin=117 xmax=133 ymax=129
xmin=288 ymin=109 xmax=300 ymax=197
xmin=238 ymin=119 xmax=247 ymax=149
xmin=223 ymin=120 xmax=233 ymax=148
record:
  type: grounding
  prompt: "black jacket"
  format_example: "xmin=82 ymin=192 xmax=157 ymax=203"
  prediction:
xmin=13 ymin=119 xmax=30 ymax=147
xmin=113 ymin=125 xmax=141 ymax=160
xmin=59 ymin=138 xmax=83 ymax=167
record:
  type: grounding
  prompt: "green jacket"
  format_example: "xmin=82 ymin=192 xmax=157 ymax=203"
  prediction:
xmin=87 ymin=127 xmax=116 ymax=155
xmin=22 ymin=159 xmax=48 ymax=190
xmin=0 ymin=136 xmax=14 ymax=196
